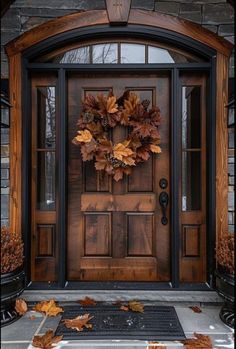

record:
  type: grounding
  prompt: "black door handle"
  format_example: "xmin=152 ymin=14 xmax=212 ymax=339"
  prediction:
xmin=159 ymin=191 xmax=169 ymax=225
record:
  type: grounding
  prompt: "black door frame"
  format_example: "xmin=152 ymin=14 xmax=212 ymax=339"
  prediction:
xmin=22 ymin=25 xmax=216 ymax=290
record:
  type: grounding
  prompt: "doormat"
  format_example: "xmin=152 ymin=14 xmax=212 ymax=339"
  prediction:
xmin=55 ymin=304 xmax=186 ymax=341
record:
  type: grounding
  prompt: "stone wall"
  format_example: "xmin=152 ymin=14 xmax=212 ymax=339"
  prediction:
xmin=1 ymin=0 xmax=235 ymax=231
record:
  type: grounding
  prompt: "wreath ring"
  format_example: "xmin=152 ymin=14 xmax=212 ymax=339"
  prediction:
xmin=72 ymin=90 xmax=162 ymax=181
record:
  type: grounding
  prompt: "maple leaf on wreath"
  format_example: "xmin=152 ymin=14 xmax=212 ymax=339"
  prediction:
xmin=63 ymin=313 xmax=94 ymax=332
xmin=32 ymin=329 xmax=63 ymax=349
xmin=73 ymin=129 xmax=93 ymax=143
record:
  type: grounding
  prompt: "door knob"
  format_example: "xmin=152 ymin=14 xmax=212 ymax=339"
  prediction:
xmin=159 ymin=191 xmax=169 ymax=225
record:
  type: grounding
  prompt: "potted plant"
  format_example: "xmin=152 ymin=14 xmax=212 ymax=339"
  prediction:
xmin=215 ymin=232 xmax=234 ymax=328
xmin=1 ymin=226 xmax=25 ymax=327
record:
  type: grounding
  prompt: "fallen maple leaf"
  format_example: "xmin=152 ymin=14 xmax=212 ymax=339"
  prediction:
xmin=120 ymin=305 xmax=129 ymax=312
xmin=189 ymin=306 xmax=202 ymax=313
xmin=78 ymin=296 xmax=97 ymax=306
xmin=32 ymin=329 xmax=63 ymax=349
xmin=63 ymin=313 xmax=94 ymax=332
xmin=182 ymin=332 xmax=212 ymax=349
xmin=15 ymin=298 xmax=28 ymax=315
xmin=30 ymin=315 xmax=36 ymax=320
xmin=33 ymin=300 xmax=63 ymax=317
xmin=128 ymin=301 xmax=144 ymax=313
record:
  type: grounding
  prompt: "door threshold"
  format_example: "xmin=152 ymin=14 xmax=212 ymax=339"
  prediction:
xmin=22 ymin=289 xmax=222 ymax=304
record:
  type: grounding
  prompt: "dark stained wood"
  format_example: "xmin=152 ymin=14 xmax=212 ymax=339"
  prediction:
xmin=67 ymin=73 xmax=170 ymax=281
xmin=81 ymin=193 xmax=156 ymax=211
xmin=106 ymin=0 xmax=131 ymax=25
xmin=179 ymin=73 xmax=207 ymax=283
xmin=9 ymin=53 xmax=22 ymax=236
xmin=5 ymin=10 xmax=233 ymax=57
xmin=216 ymin=53 xmax=229 ymax=241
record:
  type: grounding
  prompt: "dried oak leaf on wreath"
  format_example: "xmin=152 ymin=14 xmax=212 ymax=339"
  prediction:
xmin=32 ymin=329 xmax=63 ymax=349
xmin=33 ymin=299 xmax=63 ymax=317
xmin=63 ymin=313 xmax=94 ymax=332
xmin=15 ymin=298 xmax=28 ymax=315
xmin=182 ymin=332 xmax=212 ymax=349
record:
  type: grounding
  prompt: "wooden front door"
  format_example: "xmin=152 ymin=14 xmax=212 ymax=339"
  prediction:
xmin=67 ymin=72 xmax=171 ymax=281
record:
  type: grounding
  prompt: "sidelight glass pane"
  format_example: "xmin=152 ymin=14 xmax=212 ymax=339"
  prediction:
xmin=37 ymin=87 xmax=56 ymax=149
xmin=182 ymin=86 xmax=201 ymax=149
xmin=37 ymin=152 xmax=56 ymax=210
xmin=92 ymin=43 xmax=118 ymax=63
xmin=120 ymin=43 xmax=145 ymax=63
xmin=182 ymin=151 xmax=201 ymax=211
xmin=58 ymin=46 xmax=90 ymax=63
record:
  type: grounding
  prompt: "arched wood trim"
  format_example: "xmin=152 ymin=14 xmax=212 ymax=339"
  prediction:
xmin=5 ymin=9 xmax=233 ymax=57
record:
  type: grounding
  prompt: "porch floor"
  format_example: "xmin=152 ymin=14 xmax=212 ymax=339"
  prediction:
xmin=1 ymin=300 xmax=234 ymax=348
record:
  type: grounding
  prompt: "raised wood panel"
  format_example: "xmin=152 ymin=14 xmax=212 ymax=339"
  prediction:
xmin=5 ymin=10 xmax=232 ymax=57
xmin=182 ymin=225 xmax=200 ymax=257
xmin=81 ymin=193 xmax=156 ymax=211
xmin=36 ymin=224 xmax=55 ymax=257
xmin=84 ymin=213 xmax=111 ymax=256
xmin=216 ymin=53 xmax=229 ymax=241
xmin=127 ymin=214 xmax=154 ymax=256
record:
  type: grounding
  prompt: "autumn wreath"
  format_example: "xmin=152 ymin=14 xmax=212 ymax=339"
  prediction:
xmin=72 ymin=90 xmax=161 ymax=181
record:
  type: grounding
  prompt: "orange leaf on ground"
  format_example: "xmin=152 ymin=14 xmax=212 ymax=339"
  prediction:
xmin=182 ymin=332 xmax=212 ymax=349
xmin=33 ymin=300 xmax=63 ymax=317
xmin=78 ymin=296 xmax=97 ymax=306
xmin=32 ymin=330 xmax=63 ymax=349
xmin=189 ymin=306 xmax=202 ymax=313
xmin=63 ymin=313 xmax=94 ymax=332
xmin=30 ymin=315 xmax=36 ymax=320
xmin=128 ymin=301 xmax=144 ymax=313
xmin=120 ymin=305 xmax=129 ymax=312
xmin=15 ymin=298 xmax=28 ymax=315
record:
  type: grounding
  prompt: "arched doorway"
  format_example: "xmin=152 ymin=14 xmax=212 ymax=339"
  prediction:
xmin=5 ymin=10 xmax=232 ymax=289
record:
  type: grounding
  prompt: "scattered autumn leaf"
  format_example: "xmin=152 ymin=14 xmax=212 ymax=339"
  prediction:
xmin=120 ymin=305 xmax=129 ymax=312
xmin=182 ymin=332 xmax=212 ymax=349
xmin=33 ymin=300 xmax=63 ymax=317
xmin=189 ymin=306 xmax=202 ymax=313
xmin=128 ymin=301 xmax=144 ymax=313
xmin=63 ymin=313 xmax=94 ymax=332
xmin=32 ymin=330 xmax=63 ymax=349
xmin=15 ymin=298 xmax=28 ymax=315
xmin=30 ymin=315 xmax=36 ymax=320
xmin=78 ymin=297 xmax=97 ymax=306
xmin=74 ymin=129 xmax=93 ymax=143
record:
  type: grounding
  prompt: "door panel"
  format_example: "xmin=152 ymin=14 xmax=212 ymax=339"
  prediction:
xmin=67 ymin=73 xmax=171 ymax=281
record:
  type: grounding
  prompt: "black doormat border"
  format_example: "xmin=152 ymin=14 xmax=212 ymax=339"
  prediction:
xmin=55 ymin=304 xmax=186 ymax=341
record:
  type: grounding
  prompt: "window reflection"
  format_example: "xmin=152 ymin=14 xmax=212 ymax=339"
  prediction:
xmin=182 ymin=151 xmax=201 ymax=211
xmin=37 ymin=87 xmax=56 ymax=149
xmin=37 ymin=152 xmax=56 ymax=210
xmin=182 ymin=86 xmax=201 ymax=149
xmin=121 ymin=44 xmax=145 ymax=63
xmin=58 ymin=46 xmax=90 ymax=63
xmin=92 ymin=43 xmax=118 ymax=64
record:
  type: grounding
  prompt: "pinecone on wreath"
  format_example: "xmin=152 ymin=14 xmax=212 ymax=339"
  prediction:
xmin=142 ymin=99 xmax=150 ymax=110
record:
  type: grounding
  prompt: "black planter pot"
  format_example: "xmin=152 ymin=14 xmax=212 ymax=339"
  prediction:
xmin=1 ymin=267 xmax=25 ymax=327
xmin=215 ymin=269 xmax=234 ymax=329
